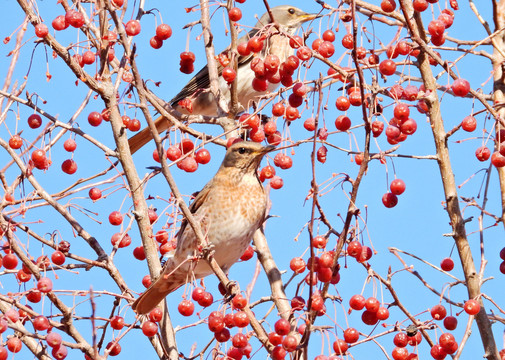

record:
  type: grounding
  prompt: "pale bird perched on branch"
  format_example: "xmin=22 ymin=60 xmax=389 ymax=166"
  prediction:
xmin=132 ymin=141 xmax=275 ymax=314
xmin=128 ymin=6 xmax=320 ymax=154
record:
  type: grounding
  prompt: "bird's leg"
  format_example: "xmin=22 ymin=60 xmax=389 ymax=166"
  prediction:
xmin=199 ymin=243 xmax=216 ymax=260
xmin=223 ymin=283 xmax=238 ymax=303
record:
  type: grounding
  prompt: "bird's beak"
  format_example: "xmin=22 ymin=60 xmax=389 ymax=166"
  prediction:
xmin=299 ymin=12 xmax=322 ymax=23
xmin=260 ymin=145 xmax=276 ymax=154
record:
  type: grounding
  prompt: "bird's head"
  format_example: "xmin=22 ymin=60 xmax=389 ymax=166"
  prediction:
xmin=257 ymin=6 xmax=321 ymax=32
xmin=221 ymin=141 xmax=275 ymax=172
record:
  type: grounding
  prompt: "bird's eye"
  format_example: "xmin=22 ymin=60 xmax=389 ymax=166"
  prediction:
xmin=288 ymin=8 xmax=295 ymax=15
xmin=238 ymin=147 xmax=247 ymax=154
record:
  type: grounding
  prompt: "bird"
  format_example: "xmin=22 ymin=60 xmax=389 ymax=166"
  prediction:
xmin=128 ymin=6 xmax=320 ymax=154
xmin=132 ymin=141 xmax=275 ymax=314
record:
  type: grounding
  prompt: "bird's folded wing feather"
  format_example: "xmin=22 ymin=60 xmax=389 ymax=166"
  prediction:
xmin=174 ymin=182 xmax=212 ymax=253
xmin=170 ymin=28 xmax=259 ymax=106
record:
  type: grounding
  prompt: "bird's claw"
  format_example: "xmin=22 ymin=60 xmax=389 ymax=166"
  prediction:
xmin=200 ymin=243 xmax=216 ymax=259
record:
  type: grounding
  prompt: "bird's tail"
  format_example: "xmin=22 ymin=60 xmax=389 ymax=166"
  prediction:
xmin=132 ymin=255 xmax=192 ymax=315
xmin=131 ymin=270 xmax=185 ymax=315
xmin=127 ymin=115 xmax=171 ymax=155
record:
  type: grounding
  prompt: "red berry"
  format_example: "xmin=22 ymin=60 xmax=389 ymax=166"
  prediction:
xmin=440 ymin=257 xmax=454 ymax=271
xmin=7 ymin=338 xmax=22 ymax=353
xmin=349 ymin=294 xmax=366 ymax=310
xmin=155 ymin=24 xmax=172 ymax=40
xmin=222 ymin=67 xmax=236 ymax=83
xmin=35 ymin=23 xmax=49 ymax=38
xmin=372 ymin=120 xmax=384 ymax=137
xmin=413 ymin=0 xmax=429 ymax=11
xmin=335 ymin=115 xmax=351 ymax=131
xmin=318 ymin=41 xmax=335 ymax=58
xmin=289 ymin=257 xmax=306 ymax=273
xmin=65 ymin=10 xmax=85 ymax=28
xmin=63 ymin=139 xmax=77 ymax=152
xmin=452 ymin=79 xmax=470 ymax=97
xmin=289 ymin=35 xmax=303 ymax=49
xmin=274 ymin=318 xmax=290 ymax=335
xmin=51 ymin=251 xmax=65 ymax=265
xmin=377 ymin=306 xmax=390 ymax=320
xmin=381 ymin=0 xmax=397 ymax=12
xmin=461 ymin=116 xmax=477 ymax=132
xmin=379 ymin=59 xmax=396 ymax=76
xmin=382 ymin=192 xmax=398 ymax=208
xmin=430 ymin=344 xmax=448 ymax=360
xmin=215 ymin=328 xmax=231 ymax=342
xmin=392 ymin=346 xmax=409 ymax=360
xmin=88 ymin=111 xmax=102 ymax=126
xmin=464 ymin=299 xmax=480 ymax=315
xmin=208 ymin=311 xmax=225 ymax=332
xmin=125 ymin=20 xmax=141 ymax=36
xmin=322 ymin=30 xmax=335 ymax=42
xmin=475 ymin=146 xmax=491 ymax=162
xmin=33 ymin=315 xmax=50 ymax=331
xmin=37 ymin=277 xmax=53 ymax=293
xmin=270 ymin=176 xmax=284 ymax=189
xmin=89 ymin=187 xmax=102 ymax=200
xmin=332 ymin=338 xmax=348 ymax=355
xmin=336 ymin=96 xmax=351 ymax=111
xmin=110 ymin=315 xmax=124 ymax=330
xmin=111 ymin=232 xmax=131 ymax=248
xmin=390 ymin=179 xmax=406 ymax=195
xmin=428 ymin=20 xmax=445 ymax=37
xmin=52 ymin=15 xmax=68 ymax=31
xmin=197 ymin=291 xmax=214 ymax=307
xmin=311 ymin=235 xmax=327 ymax=249
xmin=431 ymin=304 xmax=447 ymax=320
xmin=106 ymin=342 xmax=121 ymax=356
xmin=284 ymin=106 xmax=299 ymax=121
xmin=317 ymin=146 xmax=327 ymax=163
xmin=240 ymin=245 xmax=254 ymax=261
xmin=248 ymin=37 xmax=264 ymax=53
xmin=133 ymin=246 xmax=146 ymax=261
xmin=341 ymin=33 xmax=354 ymax=49
xmin=61 ymin=159 xmax=77 ymax=174
xmin=149 ymin=307 xmax=163 ymax=322
xmin=296 ymin=46 xmax=312 ymax=61
xmin=228 ymin=7 xmax=242 ymax=21
xmin=108 ymin=211 xmax=123 ymax=226
xmin=46 ymin=332 xmax=62 ymax=348
xmin=365 ymin=297 xmax=380 ymax=312
xmin=9 ymin=135 xmax=23 ymax=149
xmin=394 ymin=332 xmax=409 ymax=348
xmin=150 ymin=36 xmax=163 ymax=49
xmin=195 ymin=149 xmax=211 ymax=164
xmin=3 ymin=254 xmax=18 ymax=270
xmin=28 ymin=114 xmax=42 ymax=129
xmin=272 ymin=345 xmax=287 ymax=360
xmin=343 ymin=327 xmax=359 ymax=343
xmin=142 ymin=321 xmax=158 ymax=336
xmin=361 ymin=310 xmax=378 ymax=325
xmin=232 ymin=310 xmax=249 ymax=328
xmin=444 ymin=316 xmax=458 ymax=330
xmin=492 ymin=152 xmax=505 ymax=168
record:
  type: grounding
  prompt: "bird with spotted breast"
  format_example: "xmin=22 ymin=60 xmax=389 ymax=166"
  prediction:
xmin=128 ymin=6 xmax=320 ymax=154
xmin=132 ymin=141 xmax=275 ymax=314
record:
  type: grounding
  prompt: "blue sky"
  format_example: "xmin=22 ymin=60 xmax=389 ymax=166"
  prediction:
xmin=0 ymin=1 xmax=503 ymax=359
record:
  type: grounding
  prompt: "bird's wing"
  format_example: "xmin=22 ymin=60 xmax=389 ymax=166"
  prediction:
xmin=170 ymin=28 xmax=259 ymax=106
xmin=175 ymin=181 xmax=212 ymax=253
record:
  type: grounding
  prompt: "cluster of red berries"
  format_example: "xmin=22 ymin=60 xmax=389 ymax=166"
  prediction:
xmin=152 ymin=138 xmax=211 ymax=173
xmin=150 ymin=23 xmax=173 ymax=49
xmin=0 ymin=239 xmax=70 ymax=356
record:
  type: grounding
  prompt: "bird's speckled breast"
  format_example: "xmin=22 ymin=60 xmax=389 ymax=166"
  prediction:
xmin=183 ymin=172 xmax=267 ymax=277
